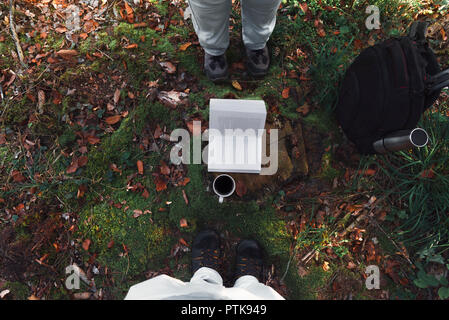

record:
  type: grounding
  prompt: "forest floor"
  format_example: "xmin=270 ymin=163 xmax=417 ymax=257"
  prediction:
xmin=0 ymin=0 xmax=448 ymax=300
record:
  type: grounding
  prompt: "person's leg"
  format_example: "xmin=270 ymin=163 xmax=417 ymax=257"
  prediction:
xmin=229 ymin=239 xmax=284 ymax=299
xmin=187 ymin=0 xmax=232 ymax=56
xmin=241 ymin=0 xmax=282 ymax=51
xmin=233 ymin=275 xmax=284 ymax=300
xmin=241 ymin=0 xmax=282 ymax=76
xmin=190 ymin=266 xmax=223 ymax=286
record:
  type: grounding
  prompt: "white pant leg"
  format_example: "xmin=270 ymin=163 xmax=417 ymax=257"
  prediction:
xmin=190 ymin=266 xmax=223 ymax=286
xmin=187 ymin=0 xmax=232 ymax=56
xmin=232 ymin=275 xmax=285 ymax=300
xmin=124 ymin=267 xmax=226 ymax=300
xmin=241 ymin=0 xmax=282 ymax=50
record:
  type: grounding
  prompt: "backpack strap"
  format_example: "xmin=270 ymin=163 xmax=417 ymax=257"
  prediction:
xmin=408 ymin=21 xmax=430 ymax=44
xmin=426 ymin=69 xmax=449 ymax=94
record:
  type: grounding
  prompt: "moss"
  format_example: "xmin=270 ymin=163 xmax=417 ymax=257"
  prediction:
xmin=286 ymin=264 xmax=331 ymax=299
xmin=2 ymin=96 xmax=31 ymax=126
xmin=319 ymin=151 xmax=342 ymax=182
xmin=84 ymin=100 xmax=151 ymax=180
xmin=1 ymin=281 xmax=31 ymax=300
xmin=58 ymin=127 xmax=77 ymax=148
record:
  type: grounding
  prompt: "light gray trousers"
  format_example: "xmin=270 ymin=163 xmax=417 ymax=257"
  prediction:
xmin=187 ymin=0 xmax=282 ymax=56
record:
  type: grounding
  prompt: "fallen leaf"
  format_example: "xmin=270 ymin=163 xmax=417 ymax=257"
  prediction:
xmin=66 ymin=159 xmax=78 ymax=174
xmin=159 ymin=61 xmax=176 ymax=74
xmin=77 ymin=184 xmax=87 ymax=198
xmin=113 ymin=89 xmax=121 ymax=104
xmin=82 ymin=239 xmax=91 ymax=251
xmin=133 ymin=209 xmax=143 ymax=218
xmin=142 ymin=189 xmax=150 ymax=199
xmin=178 ymin=177 xmax=190 ymax=186
xmin=296 ymin=102 xmax=310 ymax=116
xmin=105 ymin=115 xmax=122 ymax=125
xmin=56 ymin=49 xmax=78 ymax=60
xmin=157 ymin=90 xmax=188 ymax=108
xmin=125 ymin=43 xmax=138 ymax=49
xmin=77 ymin=156 xmax=88 ymax=167
xmin=179 ymin=42 xmax=192 ymax=51
xmin=160 ymin=161 xmax=170 ymax=175
xmin=155 ymin=175 xmax=167 ymax=192
xmin=282 ymin=87 xmax=290 ymax=99
xmin=137 ymin=160 xmax=144 ymax=175
xmin=232 ymin=80 xmax=242 ymax=91
xmin=124 ymin=1 xmax=134 ymax=23
xmin=235 ymin=180 xmax=247 ymax=197
xmin=11 ymin=170 xmax=25 ymax=182
xmin=180 ymin=218 xmax=188 ymax=228
xmin=182 ymin=190 xmax=189 ymax=205
xmin=87 ymin=136 xmax=101 ymax=144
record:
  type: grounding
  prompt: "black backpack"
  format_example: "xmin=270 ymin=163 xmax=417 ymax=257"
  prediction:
xmin=336 ymin=21 xmax=449 ymax=154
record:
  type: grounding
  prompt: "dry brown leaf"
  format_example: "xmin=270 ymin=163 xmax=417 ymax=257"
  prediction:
xmin=137 ymin=160 xmax=144 ymax=175
xmin=179 ymin=42 xmax=192 ymax=51
xmin=232 ymin=80 xmax=242 ymax=91
xmin=178 ymin=177 xmax=190 ymax=186
xmin=142 ymin=189 xmax=150 ymax=199
xmin=160 ymin=161 xmax=170 ymax=175
xmin=82 ymin=239 xmax=91 ymax=251
xmin=56 ymin=49 xmax=78 ymax=60
xmin=105 ymin=115 xmax=122 ymax=125
xmin=125 ymin=43 xmax=138 ymax=49
xmin=180 ymin=218 xmax=188 ymax=228
xmin=235 ymin=180 xmax=247 ymax=198
xmin=159 ymin=61 xmax=176 ymax=74
xmin=296 ymin=102 xmax=310 ymax=116
xmin=182 ymin=190 xmax=189 ymax=205
xmin=113 ymin=88 xmax=121 ymax=104
xmin=11 ymin=170 xmax=26 ymax=183
xmin=155 ymin=175 xmax=167 ymax=192
xmin=77 ymin=156 xmax=88 ymax=167
xmin=66 ymin=159 xmax=79 ymax=174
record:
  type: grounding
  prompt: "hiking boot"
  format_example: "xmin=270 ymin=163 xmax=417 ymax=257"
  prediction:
xmin=245 ymin=45 xmax=270 ymax=77
xmin=235 ymin=239 xmax=264 ymax=281
xmin=191 ymin=230 xmax=221 ymax=274
xmin=204 ymin=52 xmax=228 ymax=82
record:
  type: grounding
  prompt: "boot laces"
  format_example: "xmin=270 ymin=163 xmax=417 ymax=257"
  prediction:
xmin=193 ymin=248 xmax=220 ymax=269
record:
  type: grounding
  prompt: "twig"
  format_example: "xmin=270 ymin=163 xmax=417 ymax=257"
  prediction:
xmin=9 ymin=0 xmax=27 ymax=69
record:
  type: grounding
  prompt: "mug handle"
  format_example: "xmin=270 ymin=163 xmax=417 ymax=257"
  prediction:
xmin=219 ymin=196 xmax=224 ymax=204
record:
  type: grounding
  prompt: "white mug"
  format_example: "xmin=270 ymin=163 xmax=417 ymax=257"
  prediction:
xmin=212 ymin=174 xmax=236 ymax=203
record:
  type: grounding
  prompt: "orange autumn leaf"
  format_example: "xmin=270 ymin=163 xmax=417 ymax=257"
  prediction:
xmin=77 ymin=156 xmax=88 ymax=168
xmin=180 ymin=218 xmax=188 ymax=228
xmin=179 ymin=238 xmax=189 ymax=247
xmin=232 ymin=80 xmax=242 ymax=91
xmin=178 ymin=177 xmax=190 ymax=186
xmin=282 ymin=87 xmax=290 ymax=99
xmin=179 ymin=42 xmax=192 ymax=51
xmin=124 ymin=1 xmax=134 ymax=23
xmin=160 ymin=161 xmax=170 ymax=175
xmin=105 ymin=115 xmax=122 ymax=125
xmin=137 ymin=160 xmax=144 ymax=175
xmin=125 ymin=43 xmax=138 ymax=49
xmin=155 ymin=175 xmax=167 ymax=192
xmin=82 ymin=239 xmax=91 ymax=251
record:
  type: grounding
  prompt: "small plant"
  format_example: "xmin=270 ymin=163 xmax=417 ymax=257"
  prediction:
xmin=413 ymin=260 xmax=449 ymax=300
xmin=357 ymin=105 xmax=449 ymax=256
